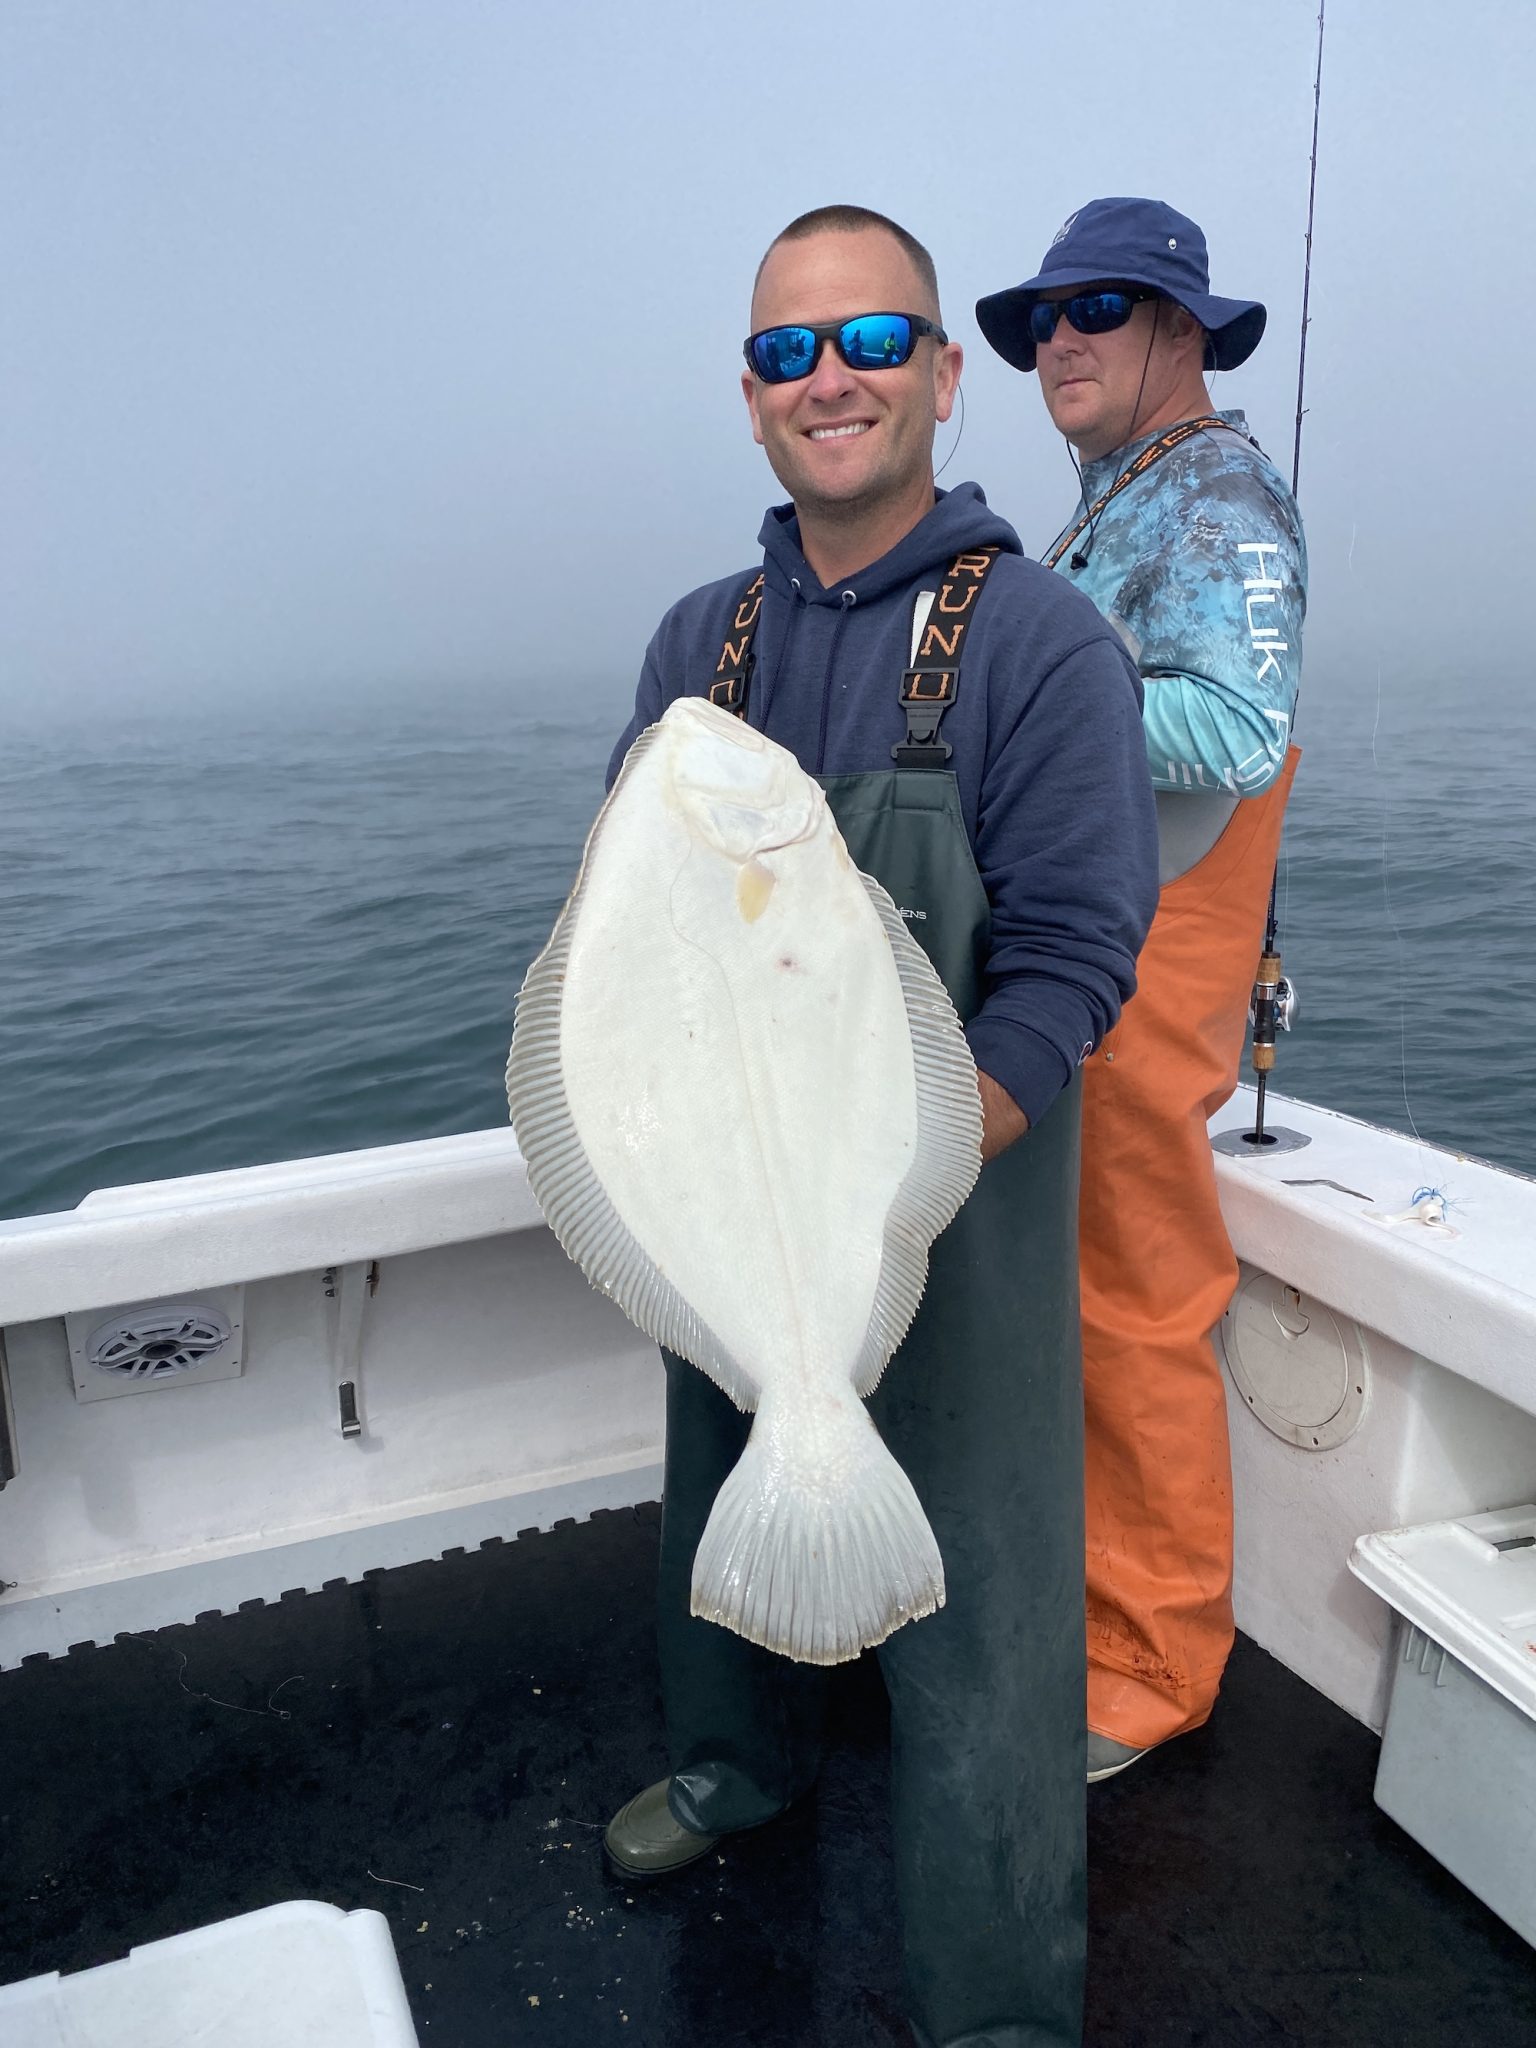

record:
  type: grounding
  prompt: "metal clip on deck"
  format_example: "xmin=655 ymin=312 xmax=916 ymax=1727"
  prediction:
xmin=0 ymin=1330 xmax=17 ymax=1490
xmin=324 ymin=1260 xmax=379 ymax=1440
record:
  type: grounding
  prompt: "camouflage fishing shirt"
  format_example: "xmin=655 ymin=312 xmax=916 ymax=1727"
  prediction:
xmin=1048 ymin=409 xmax=1307 ymax=877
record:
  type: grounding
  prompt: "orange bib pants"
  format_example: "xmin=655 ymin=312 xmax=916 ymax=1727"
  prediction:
xmin=1081 ymin=750 xmax=1299 ymax=1749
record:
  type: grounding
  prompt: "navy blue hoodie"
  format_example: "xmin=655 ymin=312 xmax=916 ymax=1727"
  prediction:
xmin=609 ymin=482 xmax=1159 ymax=1127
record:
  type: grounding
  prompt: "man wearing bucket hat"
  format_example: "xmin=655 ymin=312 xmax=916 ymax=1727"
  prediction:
xmin=977 ymin=197 xmax=1307 ymax=1783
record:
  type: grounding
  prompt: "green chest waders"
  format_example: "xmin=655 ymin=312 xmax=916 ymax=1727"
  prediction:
xmin=655 ymin=557 xmax=1087 ymax=2048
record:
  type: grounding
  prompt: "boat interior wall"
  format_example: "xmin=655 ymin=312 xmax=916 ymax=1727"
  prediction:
xmin=0 ymin=1224 xmax=664 ymax=1669
xmin=2 ymin=1090 xmax=1533 ymax=1727
xmin=1211 ymin=1087 xmax=1536 ymax=1730
xmin=1225 ymin=1303 xmax=1536 ymax=1730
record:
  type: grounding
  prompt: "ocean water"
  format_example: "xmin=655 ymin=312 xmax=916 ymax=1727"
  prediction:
xmin=3 ymin=672 xmax=1532 ymax=1222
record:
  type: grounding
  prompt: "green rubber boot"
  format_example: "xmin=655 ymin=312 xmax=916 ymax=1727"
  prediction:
xmin=1086 ymin=1732 xmax=1148 ymax=1784
xmin=603 ymin=1778 xmax=720 ymax=1879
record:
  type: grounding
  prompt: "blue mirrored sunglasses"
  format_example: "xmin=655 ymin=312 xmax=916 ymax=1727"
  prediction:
xmin=1026 ymin=288 xmax=1160 ymax=346
xmin=744 ymin=312 xmax=947 ymax=385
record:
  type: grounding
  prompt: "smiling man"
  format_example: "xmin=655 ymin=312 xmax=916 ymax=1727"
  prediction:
xmin=977 ymin=198 xmax=1308 ymax=1789
xmin=599 ymin=205 xmax=1159 ymax=2047
xmin=740 ymin=229 xmax=952 ymax=580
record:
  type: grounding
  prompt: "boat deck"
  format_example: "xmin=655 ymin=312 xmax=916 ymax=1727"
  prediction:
xmin=5 ymin=1508 xmax=1536 ymax=2046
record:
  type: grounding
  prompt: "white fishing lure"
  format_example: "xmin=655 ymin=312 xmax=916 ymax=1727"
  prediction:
xmin=507 ymin=697 xmax=982 ymax=1664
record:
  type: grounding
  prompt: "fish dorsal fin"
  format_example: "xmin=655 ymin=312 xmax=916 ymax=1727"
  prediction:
xmin=849 ymin=871 xmax=983 ymax=1398
xmin=505 ymin=717 xmax=760 ymax=1414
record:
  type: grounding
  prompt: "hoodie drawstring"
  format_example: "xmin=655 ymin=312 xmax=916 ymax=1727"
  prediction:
xmin=757 ymin=584 xmax=803 ymax=732
xmin=815 ymin=590 xmax=857 ymax=775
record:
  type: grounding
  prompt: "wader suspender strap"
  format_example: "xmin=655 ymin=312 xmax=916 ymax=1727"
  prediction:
xmin=1043 ymin=414 xmax=1236 ymax=571
xmin=892 ymin=547 xmax=1000 ymax=769
xmin=706 ymin=546 xmax=1001 ymax=764
xmin=709 ymin=573 xmax=764 ymax=715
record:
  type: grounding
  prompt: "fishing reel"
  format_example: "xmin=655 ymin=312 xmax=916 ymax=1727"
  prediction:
xmin=1213 ymin=952 xmax=1311 ymax=1157
xmin=1249 ymin=971 xmax=1298 ymax=1035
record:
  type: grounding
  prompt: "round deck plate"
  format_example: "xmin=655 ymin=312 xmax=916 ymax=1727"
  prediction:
xmin=1211 ymin=1124 xmax=1312 ymax=1158
xmin=1220 ymin=1272 xmax=1369 ymax=1450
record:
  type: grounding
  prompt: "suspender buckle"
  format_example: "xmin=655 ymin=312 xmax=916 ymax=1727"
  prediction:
xmin=709 ymin=665 xmax=751 ymax=717
xmin=892 ymin=666 xmax=958 ymax=762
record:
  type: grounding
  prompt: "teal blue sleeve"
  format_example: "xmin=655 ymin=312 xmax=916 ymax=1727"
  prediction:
xmin=1110 ymin=476 xmax=1307 ymax=797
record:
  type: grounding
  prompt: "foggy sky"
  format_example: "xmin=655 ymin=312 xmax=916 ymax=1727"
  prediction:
xmin=3 ymin=0 xmax=1533 ymax=722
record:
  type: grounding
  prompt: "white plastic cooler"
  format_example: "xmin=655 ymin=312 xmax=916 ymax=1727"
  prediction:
xmin=1350 ymin=1504 xmax=1536 ymax=1949
xmin=0 ymin=1899 xmax=420 ymax=2047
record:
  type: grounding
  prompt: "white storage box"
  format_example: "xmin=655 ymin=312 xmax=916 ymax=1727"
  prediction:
xmin=1350 ymin=1504 xmax=1536 ymax=1949
xmin=0 ymin=1899 xmax=420 ymax=2047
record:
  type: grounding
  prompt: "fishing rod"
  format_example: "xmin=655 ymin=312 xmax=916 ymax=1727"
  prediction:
xmin=1238 ymin=0 xmax=1325 ymax=1153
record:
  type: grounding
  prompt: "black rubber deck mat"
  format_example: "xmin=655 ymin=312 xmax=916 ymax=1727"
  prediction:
xmin=3 ymin=1506 xmax=1534 ymax=2045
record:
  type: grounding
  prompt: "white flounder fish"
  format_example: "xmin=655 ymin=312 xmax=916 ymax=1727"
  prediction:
xmin=506 ymin=696 xmax=982 ymax=1663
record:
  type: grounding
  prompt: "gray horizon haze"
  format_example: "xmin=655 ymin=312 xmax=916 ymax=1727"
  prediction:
xmin=4 ymin=1 xmax=1533 ymax=724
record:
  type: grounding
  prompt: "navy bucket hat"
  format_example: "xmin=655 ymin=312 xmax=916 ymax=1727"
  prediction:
xmin=975 ymin=196 xmax=1266 ymax=373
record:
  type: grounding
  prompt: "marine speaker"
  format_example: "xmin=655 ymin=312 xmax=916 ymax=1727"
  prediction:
xmin=66 ymin=1288 xmax=246 ymax=1404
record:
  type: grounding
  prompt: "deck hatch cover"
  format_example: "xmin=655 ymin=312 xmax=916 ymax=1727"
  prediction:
xmin=1221 ymin=1270 xmax=1369 ymax=1451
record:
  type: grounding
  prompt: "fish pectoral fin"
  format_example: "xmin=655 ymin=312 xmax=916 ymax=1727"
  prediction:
xmin=735 ymin=857 xmax=776 ymax=923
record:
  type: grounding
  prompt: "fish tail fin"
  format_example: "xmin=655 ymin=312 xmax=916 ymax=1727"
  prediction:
xmin=689 ymin=1388 xmax=944 ymax=1665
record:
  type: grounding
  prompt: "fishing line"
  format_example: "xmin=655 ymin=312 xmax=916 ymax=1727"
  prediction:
xmin=1286 ymin=17 xmax=1447 ymax=1212
xmin=1370 ymin=664 xmax=1433 ymax=1150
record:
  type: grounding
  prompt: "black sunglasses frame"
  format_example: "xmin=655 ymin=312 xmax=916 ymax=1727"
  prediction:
xmin=1027 ymin=288 xmax=1161 ymax=345
xmin=743 ymin=312 xmax=948 ymax=384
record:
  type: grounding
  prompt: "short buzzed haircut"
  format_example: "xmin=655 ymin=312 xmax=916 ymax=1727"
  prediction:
xmin=755 ymin=204 xmax=942 ymax=322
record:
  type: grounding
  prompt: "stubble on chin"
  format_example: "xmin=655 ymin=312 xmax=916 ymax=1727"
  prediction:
xmin=764 ymin=433 xmax=870 ymax=519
